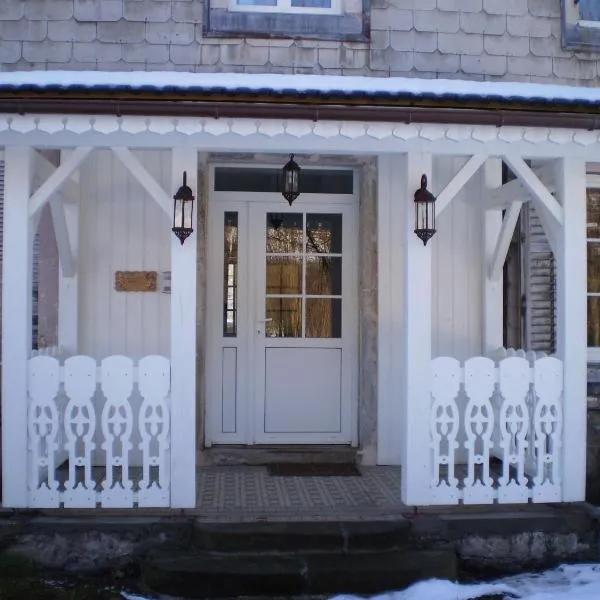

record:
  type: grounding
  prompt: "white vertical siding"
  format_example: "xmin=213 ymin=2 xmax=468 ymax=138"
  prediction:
xmin=432 ymin=156 xmax=484 ymax=360
xmin=79 ymin=150 xmax=171 ymax=360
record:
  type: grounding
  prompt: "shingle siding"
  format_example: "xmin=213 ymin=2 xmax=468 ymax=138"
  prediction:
xmin=0 ymin=0 xmax=598 ymax=85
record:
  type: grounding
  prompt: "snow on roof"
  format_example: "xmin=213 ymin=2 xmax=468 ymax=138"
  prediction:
xmin=1 ymin=71 xmax=600 ymax=106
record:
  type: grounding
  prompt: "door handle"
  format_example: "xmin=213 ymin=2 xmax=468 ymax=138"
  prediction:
xmin=256 ymin=318 xmax=273 ymax=323
xmin=256 ymin=318 xmax=272 ymax=336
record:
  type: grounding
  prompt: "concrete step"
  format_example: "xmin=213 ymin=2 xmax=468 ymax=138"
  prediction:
xmin=193 ymin=520 xmax=412 ymax=553
xmin=143 ymin=548 xmax=458 ymax=598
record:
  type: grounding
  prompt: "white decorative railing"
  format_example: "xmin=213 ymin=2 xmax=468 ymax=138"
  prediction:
xmin=430 ymin=354 xmax=563 ymax=505
xmin=27 ymin=354 xmax=171 ymax=508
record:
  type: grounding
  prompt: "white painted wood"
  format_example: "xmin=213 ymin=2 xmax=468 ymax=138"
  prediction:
xmin=555 ymin=157 xmax=587 ymax=502
xmin=138 ymin=355 xmax=171 ymax=507
xmin=532 ymin=356 xmax=563 ymax=502
xmin=430 ymin=357 xmax=460 ymax=504
xmin=58 ymin=199 xmax=79 ymax=354
xmin=78 ymin=150 xmax=171 ymax=360
xmin=2 ymin=146 xmax=33 ymax=507
xmin=463 ymin=356 xmax=496 ymax=504
xmin=435 ymin=154 xmax=486 ymax=216
xmin=497 ymin=356 xmax=531 ymax=503
xmin=48 ymin=197 xmax=75 ymax=277
xmin=63 ymin=355 xmax=97 ymax=508
xmin=483 ymin=159 xmax=504 ymax=355
xmin=502 ymin=155 xmax=563 ymax=227
xmin=33 ymin=150 xmax=80 ymax=201
xmin=377 ymin=155 xmax=404 ymax=465
xmin=489 ymin=200 xmax=523 ymax=281
xmin=401 ymin=151 xmax=433 ymax=506
xmin=28 ymin=147 xmax=92 ymax=217
xmin=100 ymin=355 xmax=134 ymax=508
xmin=170 ymin=147 xmax=198 ymax=508
xmin=27 ymin=356 xmax=61 ymax=508
xmin=111 ymin=147 xmax=171 ymax=216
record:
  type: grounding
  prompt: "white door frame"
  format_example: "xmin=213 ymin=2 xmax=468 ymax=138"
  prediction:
xmin=205 ymin=164 xmax=359 ymax=446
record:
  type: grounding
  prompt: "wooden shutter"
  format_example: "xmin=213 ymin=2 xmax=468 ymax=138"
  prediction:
xmin=522 ymin=203 xmax=556 ymax=353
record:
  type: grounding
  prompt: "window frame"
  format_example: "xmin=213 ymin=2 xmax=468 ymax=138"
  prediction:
xmin=562 ymin=0 xmax=600 ymax=50
xmin=587 ymin=175 xmax=600 ymax=362
xmin=229 ymin=0 xmax=341 ymax=16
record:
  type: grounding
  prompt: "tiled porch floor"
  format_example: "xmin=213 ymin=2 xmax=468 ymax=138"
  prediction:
xmin=195 ymin=465 xmax=406 ymax=521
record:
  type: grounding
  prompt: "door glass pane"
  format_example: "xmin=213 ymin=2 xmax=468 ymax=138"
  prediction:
xmin=306 ymin=299 xmax=342 ymax=338
xmin=266 ymin=256 xmax=302 ymax=295
xmin=265 ymin=298 xmax=302 ymax=338
xmin=266 ymin=213 xmax=303 ymax=253
xmin=588 ymin=189 xmax=600 ymax=239
xmin=588 ymin=243 xmax=600 ymax=293
xmin=223 ymin=212 xmax=238 ymax=337
xmin=306 ymin=214 xmax=342 ymax=254
xmin=589 ymin=297 xmax=600 ymax=347
xmin=306 ymin=256 xmax=342 ymax=295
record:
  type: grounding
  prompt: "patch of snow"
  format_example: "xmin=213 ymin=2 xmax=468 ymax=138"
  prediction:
xmin=2 ymin=71 xmax=600 ymax=105
xmin=332 ymin=564 xmax=600 ymax=600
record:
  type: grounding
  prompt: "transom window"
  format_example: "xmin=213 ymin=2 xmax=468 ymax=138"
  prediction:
xmin=231 ymin=0 xmax=340 ymax=14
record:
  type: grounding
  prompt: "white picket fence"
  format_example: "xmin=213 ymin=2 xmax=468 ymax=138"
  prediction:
xmin=27 ymin=354 xmax=171 ymax=508
xmin=430 ymin=353 xmax=563 ymax=504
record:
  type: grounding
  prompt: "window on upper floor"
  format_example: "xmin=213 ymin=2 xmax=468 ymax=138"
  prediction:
xmin=204 ymin=0 xmax=368 ymax=41
xmin=562 ymin=0 xmax=600 ymax=49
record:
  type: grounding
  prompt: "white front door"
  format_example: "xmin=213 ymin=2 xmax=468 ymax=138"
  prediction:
xmin=206 ymin=171 xmax=358 ymax=445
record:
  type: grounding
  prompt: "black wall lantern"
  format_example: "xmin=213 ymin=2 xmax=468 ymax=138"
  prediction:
xmin=281 ymin=153 xmax=300 ymax=206
xmin=413 ymin=174 xmax=436 ymax=246
xmin=172 ymin=171 xmax=195 ymax=245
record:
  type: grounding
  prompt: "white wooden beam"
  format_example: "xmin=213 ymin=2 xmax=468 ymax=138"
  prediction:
xmin=555 ymin=157 xmax=587 ymax=502
xmin=401 ymin=151 xmax=434 ymax=505
xmin=33 ymin=151 xmax=80 ymax=201
xmin=2 ymin=147 xmax=33 ymax=507
xmin=28 ymin=147 xmax=91 ymax=217
xmin=489 ymin=200 xmax=523 ymax=281
xmin=170 ymin=147 xmax=198 ymax=508
xmin=58 ymin=200 xmax=79 ymax=354
xmin=436 ymin=154 xmax=486 ymax=216
xmin=483 ymin=158 xmax=504 ymax=355
xmin=111 ymin=147 xmax=171 ymax=217
xmin=483 ymin=163 xmax=557 ymax=210
xmin=502 ymin=155 xmax=563 ymax=226
xmin=48 ymin=197 xmax=75 ymax=278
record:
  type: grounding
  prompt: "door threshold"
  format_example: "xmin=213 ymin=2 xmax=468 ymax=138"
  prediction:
xmin=201 ymin=445 xmax=358 ymax=466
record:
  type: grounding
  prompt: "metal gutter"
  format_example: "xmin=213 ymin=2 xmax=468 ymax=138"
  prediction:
xmin=1 ymin=96 xmax=600 ymax=130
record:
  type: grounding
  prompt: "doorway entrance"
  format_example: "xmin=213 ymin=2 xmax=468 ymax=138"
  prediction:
xmin=206 ymin=166 xmax=358 ymax=446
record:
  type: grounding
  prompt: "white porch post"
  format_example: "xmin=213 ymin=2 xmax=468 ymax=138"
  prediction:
xmin=170 ymin=148 xmax=198 ymax=508
xmin=555 ymin=157 xmax=587 ymax=502
xmin=483 ymin=158 xmax=504 ymax=354
xmin=2 ymin=147 xmax=33 ymax=507
xmin=401 ymin=152 xmax=433 ymax=505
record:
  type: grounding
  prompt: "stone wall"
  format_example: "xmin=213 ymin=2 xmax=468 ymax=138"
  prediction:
xmin=0 ymin=0 xmax=600 ymax=85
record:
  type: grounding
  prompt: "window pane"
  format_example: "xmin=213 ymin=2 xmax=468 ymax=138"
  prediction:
xmin=214 ymin=168 xmax=353 ymax=194
xmin=589 ymin=243 xmax=600 ymax=293
xmin=291 ymin=0 xmax=332 ymax=6
xmin=588 ymin=189 xmax=600 ymax=239
xmin=265 ymin=298 xmax=302 ymax=338
xmin=223 ymin=212 xmax=238 ymax=337
xmin=589 ymin=297 xmax=600 ymax=347
xmin=266 ymin=256 xmax=303 ymax=295
xmin=306 ymin=214 xmax=342 ymax=254
xmin=237 ymin=0 xmax=277 ymax=5
xmin=579 ymin=0 xmax=600 ymax=21
xmin=306 ymin=256 xmax=342 ymax=295
xmin=266 ymin=213 xmax=303 ymax=253
xmin=306 ymin=299 xmax=341 ymax=338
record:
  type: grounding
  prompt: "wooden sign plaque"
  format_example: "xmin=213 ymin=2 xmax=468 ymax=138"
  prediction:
xmin=115 ymin=271 xmax=158 ymax=292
